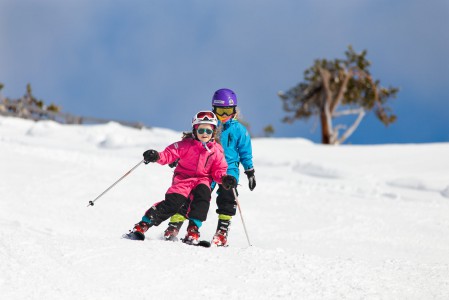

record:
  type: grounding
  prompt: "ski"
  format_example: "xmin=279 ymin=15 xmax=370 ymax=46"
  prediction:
xmin=122 ymin=233 xmax=210 ymax=247
xmin=122 ymin=232 xmax=145 ymax=241
xmin=180 ymin=238 xmax=211 ymax=248
xmin=196 ymin=240 xmax=212 ymax=248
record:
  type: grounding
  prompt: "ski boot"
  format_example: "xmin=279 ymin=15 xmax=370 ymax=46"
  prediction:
xmin=123 ymin=221 xmax=151 ymax=241
xmin=212 ymin=219 xmax=230 ymax=247
xmin=182 ymin=225 xmax=200 ymax=245
xmin=212 ymin=230 xmax=228 ymax=247
xmin=163 ymin=221 xmax=184 ymax=241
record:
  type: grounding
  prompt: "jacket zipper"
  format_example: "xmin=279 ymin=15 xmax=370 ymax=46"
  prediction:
xmin=204 ymin=153 xmax=213 ymax=168
xmin=227 ymin=133 xmax=232 ymax=147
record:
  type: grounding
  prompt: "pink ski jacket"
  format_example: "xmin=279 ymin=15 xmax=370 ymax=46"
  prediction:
xmin=157 ymin=138 xmax=228 ymax=197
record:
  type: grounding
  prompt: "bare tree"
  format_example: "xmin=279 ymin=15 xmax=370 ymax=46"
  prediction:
xmin=278 ymin=46 xmax=399 ymax=145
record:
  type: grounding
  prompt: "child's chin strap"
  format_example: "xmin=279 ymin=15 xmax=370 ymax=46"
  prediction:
xmin=202 ymin=142 xmax=212 ymax=153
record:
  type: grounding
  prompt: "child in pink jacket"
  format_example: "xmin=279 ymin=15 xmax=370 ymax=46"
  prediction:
xmin=124 ymin=111 xmax=237 ymax=245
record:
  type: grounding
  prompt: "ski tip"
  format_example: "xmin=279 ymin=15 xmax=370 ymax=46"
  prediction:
xmin=198 ymin=240 xmax=211 ymax=248
xmin=122 ymin=232 xmax=145 ymax=241
xmin=180 ymin=238 xmax=211 ymax=248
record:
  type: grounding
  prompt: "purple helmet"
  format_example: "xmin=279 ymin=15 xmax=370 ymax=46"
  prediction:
xmin=211 ymin=88 xmax=237 ymax=107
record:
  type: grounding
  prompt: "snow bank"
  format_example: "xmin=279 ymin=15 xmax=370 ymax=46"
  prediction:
xmin=1 ymin=116 xmax=449 ymax=299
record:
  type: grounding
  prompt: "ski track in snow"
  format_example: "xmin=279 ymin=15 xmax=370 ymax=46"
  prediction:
xmin=1 ymin=116 xmax=449 ymax=299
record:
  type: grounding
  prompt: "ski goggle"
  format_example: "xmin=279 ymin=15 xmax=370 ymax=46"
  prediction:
xmin=213 ymin=106 xmax=235 ymax=116
xmin=195 ymin=111 xmax=216 ymax=120
xmin=197 ymin=128 xmax=214 ymax=135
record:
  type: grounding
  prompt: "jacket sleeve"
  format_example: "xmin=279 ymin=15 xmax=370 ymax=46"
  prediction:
xmin=157 ymin=141 xmax=183 ymax=165
xmin=236 ymin=124 xmax=254 ymax=170
xmin=211 ymin=145 xmax=228 ymax=184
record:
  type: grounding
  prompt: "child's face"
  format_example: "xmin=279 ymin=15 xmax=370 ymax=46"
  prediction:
xmin=196 ymin=124 xmax=214 ymax=143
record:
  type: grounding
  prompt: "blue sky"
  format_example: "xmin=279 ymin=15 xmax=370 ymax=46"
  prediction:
xmin=1 ymin=0 xmax=448 ymax=144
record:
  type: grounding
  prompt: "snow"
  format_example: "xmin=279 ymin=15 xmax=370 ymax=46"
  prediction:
xmin=1 ymin=116 xmax=449 ymax=299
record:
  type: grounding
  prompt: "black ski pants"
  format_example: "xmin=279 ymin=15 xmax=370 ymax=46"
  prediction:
xmin=144 ymin=183 xmax=211 ymax=226
xmin=215 ymin=184 xmax=238 ymax=216
xmin=176 ymin=184 xmax=238 ymax=218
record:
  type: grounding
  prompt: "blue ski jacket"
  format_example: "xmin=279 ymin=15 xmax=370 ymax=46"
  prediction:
xmin=218 ymin=118 xmax=254 ymax=182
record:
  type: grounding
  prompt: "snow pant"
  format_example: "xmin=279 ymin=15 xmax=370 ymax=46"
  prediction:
xmin=215 ymin=184 xmax=238 ymax=216
xmin=144 ymin=183 xmax=211 ymax=226
xmin=175 ymin=184 xmax=238 ymax=217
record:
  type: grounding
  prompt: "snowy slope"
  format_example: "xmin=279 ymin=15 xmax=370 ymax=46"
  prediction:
xmin=1 ymin=116 xmax=448 ymax=299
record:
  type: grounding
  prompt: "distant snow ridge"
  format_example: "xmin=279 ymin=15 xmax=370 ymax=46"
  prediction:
xmin=386 ymin=178 xmax=428 ymax=191
xmin=99 ymin=134 xmax=135 ymax=148
xmin=25 ymin=120 xmax=61 ymax=137
xmin=293 ymin=162 xmax=343 ymax=179
xmin=441 ymin=186 xmax=449 ymax=198
xmin=387 ymin=178 xmax=449 ymax=199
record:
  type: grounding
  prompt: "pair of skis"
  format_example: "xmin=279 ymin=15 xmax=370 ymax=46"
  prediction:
xmin=122 ymin=232 xmax=212 ymax=248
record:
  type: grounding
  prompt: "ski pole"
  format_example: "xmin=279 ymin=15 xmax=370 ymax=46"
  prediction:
xmin=87 ymin=159 xmax=144 ymax=207
xmin=232 ymin=188 xmax=252 ymax=247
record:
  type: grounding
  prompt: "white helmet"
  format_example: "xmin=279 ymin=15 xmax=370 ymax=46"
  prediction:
xmin=192 ymin=111 xmax=218 ymax=128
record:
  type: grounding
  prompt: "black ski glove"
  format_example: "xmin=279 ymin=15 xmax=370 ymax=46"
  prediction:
xmin=143 ymin=149 xmax=159 ymax=164
xmin=244 ymin=168 xmax=256 ymax=191
xmin=221 ymin=175 xmax=237 ymax=190
xmin=168 ymin=158 xmax=179 ymax=168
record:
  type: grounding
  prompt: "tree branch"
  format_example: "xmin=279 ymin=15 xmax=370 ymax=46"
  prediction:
xmin=330 ymin=70 xmax=351 ymax=113
xmin=333 ymin=108 xmax=365 ymax=117
xmin=335 ymin=108 xmax=366 ymax=145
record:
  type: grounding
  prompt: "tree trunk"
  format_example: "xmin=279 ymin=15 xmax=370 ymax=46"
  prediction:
xmin=320 ymin=110 xmax=332 ymax=144
xmin=319 ymin=67 xmax=333 ymax=145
